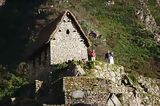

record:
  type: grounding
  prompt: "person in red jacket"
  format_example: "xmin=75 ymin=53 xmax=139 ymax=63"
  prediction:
xmin=91 ymin=50 xmax=96 ymax=61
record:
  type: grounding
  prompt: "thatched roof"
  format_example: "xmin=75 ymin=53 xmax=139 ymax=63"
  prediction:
xmin=27 ymin=10 xmax=90 ymax=59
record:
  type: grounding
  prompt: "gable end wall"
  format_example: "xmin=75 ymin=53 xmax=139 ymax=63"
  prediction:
xmin=50 ymin=15 xmax=88 ymax=64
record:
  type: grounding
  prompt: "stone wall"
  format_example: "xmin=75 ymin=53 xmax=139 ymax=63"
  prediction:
xmin=28 ymin=46 xmax=52 ymax=82
xmin=90 ymin=62 xmax=160 ymax=106
xmin=50 ymin=15 xmax=88 ymax=64
xmin=36 ymin=79 xmax=65 ymax=105
xmin=93 ymin=64 xmax=125 ymax=85
xmin=43 ymin=105 xmax=65 ymax=106
xmin=25 ymin=61 xmax=160 ymax=106
xmin=63 ymin=77 xmax=111 ymax=105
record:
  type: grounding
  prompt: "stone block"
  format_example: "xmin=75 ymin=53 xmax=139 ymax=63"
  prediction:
xmin=107 ymin=99 xmax=115 ymax=106
xmin=72 ymin=90 xmax=85 ymax=99
xmin=110 ymin=94 xmax=122 ymax=106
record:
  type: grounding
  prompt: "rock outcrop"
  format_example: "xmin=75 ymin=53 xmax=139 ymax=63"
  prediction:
xmin=11 ymin=61 xmax=160 ymax=106
xmin=157 ymin=0 xmax=160 ymax=6
xmin=135 ymin=0 xmax=160 ymax=42
xmin=105 ymin=0 xmax=115 ymax=6
xmin=90 ymin=62 xmax=160 ymax=106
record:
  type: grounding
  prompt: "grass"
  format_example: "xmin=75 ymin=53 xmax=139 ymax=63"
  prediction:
xmin=128 ymin=72 xmax=139 ymax=85
xmin=75 ymin=0 xmax=160 ymax=77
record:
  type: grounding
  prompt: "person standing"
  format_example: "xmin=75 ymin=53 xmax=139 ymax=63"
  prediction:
xmin=105 ymin=51 xmax=109 ymax=63
xmin=91 ymin=50 xmax=96 ymax=61
xmin=105 ymin=51 xmax=114 ymax=64
xmin=109 ymin=52 xmax=114 ymax=64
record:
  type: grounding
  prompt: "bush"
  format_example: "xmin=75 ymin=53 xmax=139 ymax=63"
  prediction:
xmin=50 ymin=62 xmax=69 ymax=82
xmin=0 ymin=65 xmax=28 ymax=101
xmin=87 ymin=61 xmax=95 ymax=69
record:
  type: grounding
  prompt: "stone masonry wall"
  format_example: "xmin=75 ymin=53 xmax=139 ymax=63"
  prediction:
xmin=28 ymin=46 xmax=52 ymax=82
xmin=91 ymin=62 xmax=160 ymax=106
xmin=63 ymin=77 xmax=110 ymax=105
xmin=43 ymin=105 xmax=65 ymax=106
xmin=50 ymin=15 xmax=88 ymax=64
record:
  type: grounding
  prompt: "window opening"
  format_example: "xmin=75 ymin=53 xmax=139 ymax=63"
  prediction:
xmin=66 ymin=29 xmax=70 ymax=34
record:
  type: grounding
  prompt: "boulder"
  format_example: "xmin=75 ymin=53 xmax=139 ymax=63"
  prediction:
xmin=72 ymin=90 xmax=85 ymax=99
xmin=110 ymin=94 xmax=122 ymax=106
xmin=105 ymin=0 xmax=115 ymax=6
xmin=11 ymin=97 xmax=16 ymax=105
xmin=35 ymin=80 xmax=43 ymax=92
xmin=107 ymin=98 xmax=115 ymax=106
xmin=75 ymin=65 xmax=86 ymax=76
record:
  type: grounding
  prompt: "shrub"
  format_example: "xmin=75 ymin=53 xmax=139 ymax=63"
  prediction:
xmin=50 ymin=62 xmax=69 ymax=82
xmin=0 ymin=65 xmax=28 ymax=101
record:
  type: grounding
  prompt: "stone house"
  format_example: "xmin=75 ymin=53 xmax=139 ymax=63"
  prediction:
xmin=27 ymin=10 xmax=90 ymax=82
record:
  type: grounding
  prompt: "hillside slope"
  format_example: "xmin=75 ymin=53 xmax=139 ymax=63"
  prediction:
xmin=0 ymin=0 xmax=159 ymax=77
xmin=0 ymin=1 xmax=160 ymax=105
xmin=34 ymin=0 xmax=160 ymax=78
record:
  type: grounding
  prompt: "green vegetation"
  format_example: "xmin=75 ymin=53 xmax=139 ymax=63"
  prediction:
xmin=128 ymin=72 xmax=139 ymax=85
xmin=40 ymin=0 xmax=160 ymax=77
xmin=74 ymin=60 xmax=95 ymax=69
xmin=148 ymin=0 xmax=160 ymax=25
xmin=51 ymin=0 xmax=160 ymax=78
xmin=0 ymin=65 xmax=28 ymax=101
xmin=0 ymin=0 xmax=159 ymax=77
xmin=50 ymin=62 xmax=69 ymax=82
xmin=50 ymin=60 xmax=96 ymax=82
xmin=0 ymin=0 xmax=160 ymax=85
xmin=82 ymin=61 xmax=95 ymax=69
